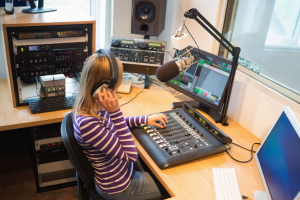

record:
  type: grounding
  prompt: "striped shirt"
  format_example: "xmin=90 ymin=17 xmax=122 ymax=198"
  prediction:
xmin=73 ymin=109 xmax=148 ymax=194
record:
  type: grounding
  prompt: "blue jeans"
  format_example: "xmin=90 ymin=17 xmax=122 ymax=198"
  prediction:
xmin=96 ymin=161 xmax=163 ymax=200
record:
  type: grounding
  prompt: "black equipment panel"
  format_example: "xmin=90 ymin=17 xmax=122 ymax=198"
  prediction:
xmin=109 ymin=37 xmax=166 ymax=65
xmin=15 ymin=43 xmax=87 ymax=77
xmin=131 ymin=103 xmax=232 ymax=169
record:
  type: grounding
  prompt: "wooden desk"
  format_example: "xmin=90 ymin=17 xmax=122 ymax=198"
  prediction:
xmin=0 ymin=77 xmax=264 ymax=199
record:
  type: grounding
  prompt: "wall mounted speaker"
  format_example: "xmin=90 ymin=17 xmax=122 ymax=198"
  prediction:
xmin=131 ymin=0 xmax=167 ymax=37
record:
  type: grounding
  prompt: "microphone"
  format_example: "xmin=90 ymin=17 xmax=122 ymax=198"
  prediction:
xmin=156 ymin=55 xmax=198 ymax=82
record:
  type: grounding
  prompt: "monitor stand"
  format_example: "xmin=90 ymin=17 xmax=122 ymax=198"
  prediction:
xmin=22 ymin=0 xmax=57 ymax=14
xmin=172 ymin=101 xmax=228 ymax=126
xmin=253 ymin=191 xmax=268 ymax=200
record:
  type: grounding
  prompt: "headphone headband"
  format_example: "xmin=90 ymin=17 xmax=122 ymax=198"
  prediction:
xmin=90 ymin=49 xmax=119 ymax=97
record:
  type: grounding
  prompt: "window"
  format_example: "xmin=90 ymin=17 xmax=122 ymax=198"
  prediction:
xmin=219 ymin=0 xmax=300 ymax=103
xmin=44 ymin=0 xmax=110 ymax=49
xmin=265 ymin=0 xmax=300 ymax=48
xmin=44 ymin=0 xmax=91 ymax=15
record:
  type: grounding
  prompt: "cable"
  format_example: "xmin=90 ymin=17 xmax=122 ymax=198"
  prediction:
xmin=184 ymin=24 xmax=201 ymax=56
xmin=226 ymin=143 xmax=261 ymax=163
xmin=119 ymin=88 xmax=144 ymax=107
xmin=232 ymin=142 xmax=257 ymax=153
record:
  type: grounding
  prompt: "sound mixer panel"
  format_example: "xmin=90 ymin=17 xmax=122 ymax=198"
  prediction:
xmin=131 ymin=103 xmax=232 ymax=169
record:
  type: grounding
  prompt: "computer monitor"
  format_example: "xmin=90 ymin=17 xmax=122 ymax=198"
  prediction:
xmin=254 ymin=106 xmax=300 ymax=200
xmin=166 ymin=47 xmax=233 ymax=112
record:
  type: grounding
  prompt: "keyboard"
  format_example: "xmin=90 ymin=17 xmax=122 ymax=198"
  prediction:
xmin=29 ymin=96 xmax=76 ymax=114
xmin=213 ymin=168 xmax=242 ymax=200
xmin=117 ymin=76 xmax=132 ymax=94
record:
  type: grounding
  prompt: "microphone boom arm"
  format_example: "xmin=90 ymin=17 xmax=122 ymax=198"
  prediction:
xmin=183 ymin=8 xmax=241 ymax=126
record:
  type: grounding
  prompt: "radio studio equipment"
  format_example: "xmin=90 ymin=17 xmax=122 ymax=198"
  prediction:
xmin=156 ymin=8 xmax=241 ymax=126
xmin=156 ymin=55 xmax=198 ymax=82
xmin=110 ymin=36 xmax=167 ymax=74
xmin=6 ymin=24 xmax=93 ymax=107
xmin=132 ymin=103 xmax=232 ymax=169
xmin=131 ymin=0 xmax=167 ymax=37
xmin=20 ymin=0 xmax=57 ymax=13
xmin=30 ymin=123 xmax=76 ymax=192
xmin=4 ymin=0 xmax=14 ymax=14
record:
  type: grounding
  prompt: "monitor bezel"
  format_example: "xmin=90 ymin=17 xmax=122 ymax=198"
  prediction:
xmin=254 ymin=106 xmax=300 ymax=200
xmin=165 ymin=48 xmax=233 ymax=112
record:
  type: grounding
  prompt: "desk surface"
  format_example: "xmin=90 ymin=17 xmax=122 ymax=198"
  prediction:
xmin=0 ymin=77 xmax=264 ymax=199
xmin=0 ymin=6 xmax=94 ymax=27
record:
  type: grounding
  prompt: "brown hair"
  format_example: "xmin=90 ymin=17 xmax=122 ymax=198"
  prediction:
xmin=72 ymin=52 xmax=123 ymax=118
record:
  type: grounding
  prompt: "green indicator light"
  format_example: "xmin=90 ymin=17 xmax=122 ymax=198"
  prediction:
xmin=195 ymin=88 xmax=199 ymax=93
xmin=21 ymin=48 xmax=23 ymax=52
xmin=222 ymin=63 xmax=228 ymax=66
xmin=215 ymin=131 xmax=218 ymax=134
xmin=199 ymin=90 xmax=203 ymax=95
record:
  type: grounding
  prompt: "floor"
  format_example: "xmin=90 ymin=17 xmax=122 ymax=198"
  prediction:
xmin=0 ymin=128 xmax=77 ymax=200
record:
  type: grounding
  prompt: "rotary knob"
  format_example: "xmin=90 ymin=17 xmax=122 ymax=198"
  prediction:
xmin=165 ymin=147 xmax=169 ymax=151
xmin=112 ymin=40 xmax=120 ymax=47
xmin=195 ymin=144 xmax=198 ymax=148
xmin=139 ymin=42 xmax=148 ymax=50
xmin=177 ymin=149 xmax=182 ymax=153
xmin=169 ymin=151 xmax=173 ymax=156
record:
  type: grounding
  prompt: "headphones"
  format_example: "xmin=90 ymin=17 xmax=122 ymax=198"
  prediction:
xmin=90 ymin=49 xmax=119 ymax=99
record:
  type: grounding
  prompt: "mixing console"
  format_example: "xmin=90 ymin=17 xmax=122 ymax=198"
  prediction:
xmin=131 ymin=103 xmax=232 ymax=169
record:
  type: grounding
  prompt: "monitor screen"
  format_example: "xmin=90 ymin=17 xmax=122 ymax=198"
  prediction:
xmin=166 ymin=47 xmax=233 ymax=111
xmin=257 ymin=111 xmax=300 ymax=200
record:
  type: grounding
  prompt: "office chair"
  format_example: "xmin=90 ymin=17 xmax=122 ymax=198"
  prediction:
xmin=61 ymin=113 xmax=105 ymax=200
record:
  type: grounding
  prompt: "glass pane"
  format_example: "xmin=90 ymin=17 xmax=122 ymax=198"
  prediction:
xmin=44 ymin=0 xmax=91 ymax=15
xmin=266 ymin=0 xmax=300 ymax=46
xmin=220 ymin=0 xmax=300 ymax=96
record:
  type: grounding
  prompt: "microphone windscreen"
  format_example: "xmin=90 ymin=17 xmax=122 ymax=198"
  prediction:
xmin=156 ymin=61 xmax=180 ymax=82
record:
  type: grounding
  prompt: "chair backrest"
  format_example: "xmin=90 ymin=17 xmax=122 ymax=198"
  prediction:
xmin=61 ymin=113 xmax=95 ymax=184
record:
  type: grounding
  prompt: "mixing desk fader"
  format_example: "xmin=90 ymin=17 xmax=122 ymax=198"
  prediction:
xmin=131 ymin=103 xmax=232 ymax=169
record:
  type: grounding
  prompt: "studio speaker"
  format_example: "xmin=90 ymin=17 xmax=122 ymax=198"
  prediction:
xmin=131 ymin=0 xmax=167 ymax=37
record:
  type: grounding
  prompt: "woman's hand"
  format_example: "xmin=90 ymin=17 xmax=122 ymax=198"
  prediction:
xmin=95 ymin=89 xmax=119 ymax=113
xmin=147 ymin=113 xmax=168 ymax=128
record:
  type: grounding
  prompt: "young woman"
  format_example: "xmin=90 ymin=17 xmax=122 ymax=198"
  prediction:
xmin=72 ymin=51 xmax=168 ymax=200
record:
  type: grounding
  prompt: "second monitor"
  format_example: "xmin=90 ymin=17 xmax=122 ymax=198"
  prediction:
xmin=166 ymin=47 xmax=233 ymax=124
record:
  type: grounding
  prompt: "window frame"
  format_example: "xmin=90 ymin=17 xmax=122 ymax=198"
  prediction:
xmin=219 ymin=0 xmax=300 ymax=104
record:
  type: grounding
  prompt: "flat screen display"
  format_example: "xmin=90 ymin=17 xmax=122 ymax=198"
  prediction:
xmin=121 ymin=40 xmax=134 ymax=44
xmin=149 ymin=42 xmax=162 ymax=47
xmin=257 ymin=111 xmax=300 ymax=200
xmin=29 ymin=46 xmax=38 ymax=51
xmin=166 ymin=47 xmax=232 ymax=110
